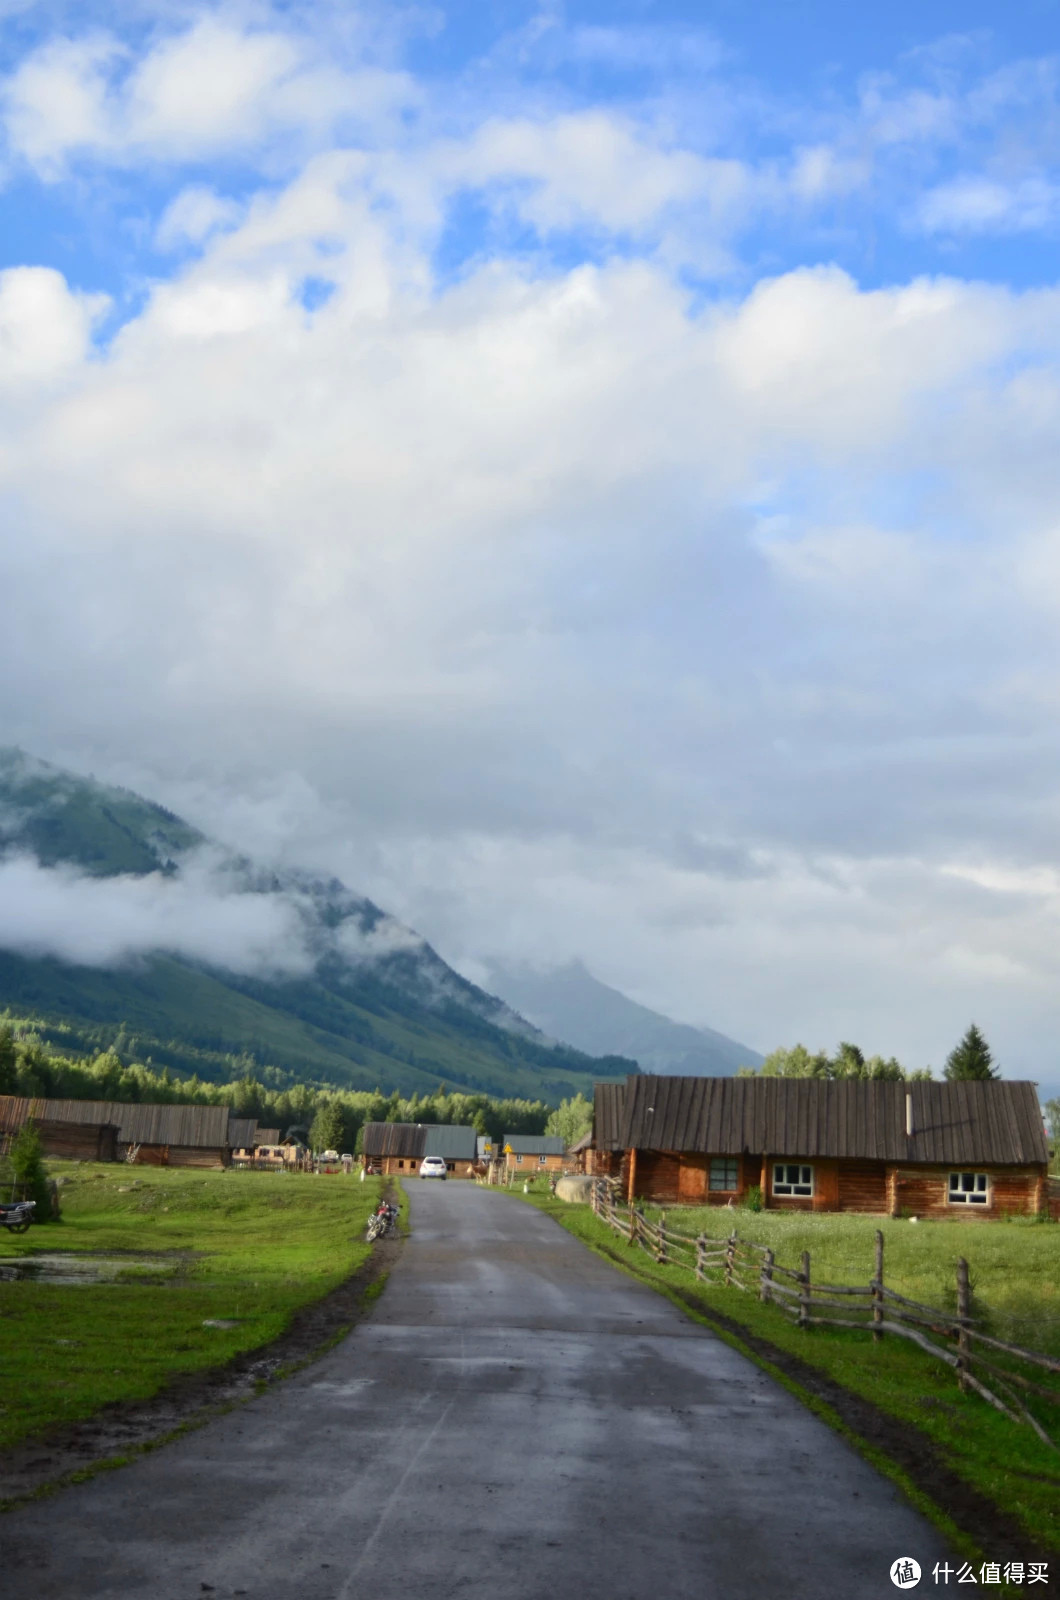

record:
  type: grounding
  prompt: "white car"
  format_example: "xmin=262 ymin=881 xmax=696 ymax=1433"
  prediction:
xmin=418 ymin=1155 xmax=448 ymax=1180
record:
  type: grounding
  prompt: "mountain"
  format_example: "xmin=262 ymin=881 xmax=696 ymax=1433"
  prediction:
xmin=0 ymin=750 xmax=635 ymax=1101
xmin=482 ymin=959 xmax=763 ymax=1077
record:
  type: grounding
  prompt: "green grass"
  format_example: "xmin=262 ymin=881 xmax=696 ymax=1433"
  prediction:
xmin=640 ymin=1203 xmax=1060 ymax=1358
xmin=0 ymin=1162 xmax=383 ymax=1450
xmin=511 ymin=1182 xmax=1060 ymax=1556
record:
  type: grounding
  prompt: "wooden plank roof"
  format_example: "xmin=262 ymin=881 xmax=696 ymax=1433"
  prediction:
xmin=594 ymin=1081 xmax=628 ymax=1151
xmin=362 ymin=1122 xmax=426 ymax=1159
xmin=227 ymin=1117 xmax=259 ymax=1149
xmin=361 ymin=1123 xmax=477 ymax=1159
xmin=0 ymin=1096 xmax=232 ymax=1149
xmin=501 ymin=1134 xmax=565 ymax=1155
xmin=609 ymin=1076 xmax=1048 ymax=1166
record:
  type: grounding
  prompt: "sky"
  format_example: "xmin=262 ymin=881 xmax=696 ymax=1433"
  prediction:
xmin=2 ymin=1 xmax=1060 ymax=1077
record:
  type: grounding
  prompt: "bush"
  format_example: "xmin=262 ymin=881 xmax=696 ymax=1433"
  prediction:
xmin=743 ymin=1184 xmax=763 ymax=1213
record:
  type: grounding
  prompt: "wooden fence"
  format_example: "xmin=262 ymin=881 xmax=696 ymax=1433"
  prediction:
xmin=590 ymin=1178 xmax=1060 ymax=1449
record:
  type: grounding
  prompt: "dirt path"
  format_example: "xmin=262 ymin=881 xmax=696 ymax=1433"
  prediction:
xmin=0 ymin=1182 xmax=948 ymax=1599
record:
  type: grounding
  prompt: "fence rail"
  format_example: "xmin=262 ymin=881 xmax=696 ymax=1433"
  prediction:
xmin=589 ymin=1177 xmax=1058 ymax=1448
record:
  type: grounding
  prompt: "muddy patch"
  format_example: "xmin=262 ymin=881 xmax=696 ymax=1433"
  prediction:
xmin=0 ymin=1233 xmax=402 ymax=1509
xmin=0 ymin=1253 xmax=180 ymax=1285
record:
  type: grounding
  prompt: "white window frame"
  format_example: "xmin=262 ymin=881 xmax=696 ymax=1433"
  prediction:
xmin=773 ymin=1162 xmax=814 ymax=1198
xmin=709 ymin=1158 xmax=739 ymax=1192
xmin=947 ymin=1171 xmax=990 ymax=1206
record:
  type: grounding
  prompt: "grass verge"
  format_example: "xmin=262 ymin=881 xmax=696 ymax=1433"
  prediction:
xmin=505 ymin=1183 xmax=1060 ymax=1568
xmin=0 ymin=1161 xmax=383 ymax=1451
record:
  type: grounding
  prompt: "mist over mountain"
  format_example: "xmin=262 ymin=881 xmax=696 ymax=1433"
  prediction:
xmin=0 ymin=749 xmax=634 ymax=1100
xmin=483 ymin=959 xmax=763 ymax=1078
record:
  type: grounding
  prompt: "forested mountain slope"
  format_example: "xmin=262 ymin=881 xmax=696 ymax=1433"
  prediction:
xmin=0 ymin=750 xmax=633 ymax=1100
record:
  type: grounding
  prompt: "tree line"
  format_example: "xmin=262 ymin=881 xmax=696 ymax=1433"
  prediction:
xmin=736 ymin=1024 xmax=1004 ymax=1083
xmin=0 ymin=1020 xmax=555 ymax=1151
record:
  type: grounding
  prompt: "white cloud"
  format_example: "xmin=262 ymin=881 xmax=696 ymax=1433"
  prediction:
xmin=0 ymin=16 xmax=417 ymax=173
xmin=918 ymin=174 xmax=1060 ymax=234
xmin=0 ymin=267 xmax=107 ymax=385
xmin=0 ymin=853 xmax=314 ymax=975
xmin=156 ymin=185 xmax=243 ymax=250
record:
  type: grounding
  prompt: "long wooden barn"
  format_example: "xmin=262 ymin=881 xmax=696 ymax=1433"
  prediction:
xmin=0 ymin=1096 xmax=236 ymax=1168
xmin=592 ymin=1076 xmax=1050 ymax=1217
xmin=361 ymin=1122 xmax=479 ymax=1177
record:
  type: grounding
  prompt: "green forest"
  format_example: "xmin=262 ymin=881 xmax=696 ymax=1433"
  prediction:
xmin=0 ymin=1014 xmax=558 ymax=1149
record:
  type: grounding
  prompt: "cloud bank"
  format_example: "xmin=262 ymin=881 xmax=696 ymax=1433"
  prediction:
xmin=1 ymin=5 xmax=1060 ymax=1076
xmin=0 ymin=854 xmax=316 ymax=975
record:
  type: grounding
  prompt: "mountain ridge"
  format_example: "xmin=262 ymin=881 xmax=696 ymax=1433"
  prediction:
xmin=0 ymin=749 xmax=634 ymax=1101
xmin=483 ymin=958 xmax=763 ymax=1077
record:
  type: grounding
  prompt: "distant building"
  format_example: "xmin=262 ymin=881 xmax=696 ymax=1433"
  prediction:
xmin=361 ymin=1122 xmax=478 ymax=1177
xmin=592 ymin=1077 xmax=1051 ymax=1217
xmin=501 ymin=1133 xmax=566 ymax=1174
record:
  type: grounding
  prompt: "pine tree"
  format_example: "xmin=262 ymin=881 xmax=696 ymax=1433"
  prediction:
xmin=0 ymin=1025 xmax=17 ymax=1095
xmin=10 ymin=1122 xmax=53 ymax=1217
xmin=943 ymin=1024 xmax=998 ymax=1081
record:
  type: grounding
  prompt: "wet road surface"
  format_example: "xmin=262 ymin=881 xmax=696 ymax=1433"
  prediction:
xmin=0 ymin=1181 xmax=947 ymax=1599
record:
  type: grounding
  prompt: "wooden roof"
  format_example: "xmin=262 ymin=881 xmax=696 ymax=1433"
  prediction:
xmin=0 ymin=1096 xmax=233 ymax=1149
xmin=594 ymin=1082 xmax=627 ymax=1151
xmin=607 ymin=1076 xmax=1048 ymax=1166
xmin=361 ymin=1122 xmax=477 ymax=1160
xmin=227 ymin=1117 xmax=259 ymax=1149
xmin=501 ymin=1134 xmax=565 ymax=1155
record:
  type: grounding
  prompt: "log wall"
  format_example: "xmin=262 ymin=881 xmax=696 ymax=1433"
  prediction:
xmin=614 ymin=1149 xmax=1045 ymax=1215
xmin=837 ymin=1160 xmax=888 ymax=1213
xmin=890 ymin=1163 xmax=1045 ymax=1218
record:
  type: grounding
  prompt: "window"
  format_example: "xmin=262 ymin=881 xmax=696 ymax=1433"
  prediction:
xmin=516 ymin=1154 xmax=523 ymax=1164
xmin=773 ymin=1163 xmax=814 ymax=1197
xmin=948 ymin=1171 xmax=989 ymax=1205
xmin=538 ymin=1155 xmax=547 ymax=1165
xmin=709 ymin=1158 xmax=739 ymax=1191
xmin=397 ymin=1160 xmax=404 ymax=1169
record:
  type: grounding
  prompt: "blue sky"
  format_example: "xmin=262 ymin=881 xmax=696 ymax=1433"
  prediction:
xmin=2 ymin=2 xmax=1060 ymax=1079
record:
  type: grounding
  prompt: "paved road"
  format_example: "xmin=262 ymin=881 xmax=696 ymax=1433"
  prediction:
xmin=0 ymin=1183 xmax=946 ymax=1599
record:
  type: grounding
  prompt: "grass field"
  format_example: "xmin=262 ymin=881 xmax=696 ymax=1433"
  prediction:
xmin=0 ymin=1163 xmax=382 ymax=1451
xmin=642 ymin=1203 xmax=1060 ymax=1357
xmin=512 ymin=1180 xmax=1060 ymax=1558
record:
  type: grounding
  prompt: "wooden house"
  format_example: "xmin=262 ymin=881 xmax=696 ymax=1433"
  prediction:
xmin=361 ymin=1122 xmax=478 ymax=1177
xmin=0 ymin=1096 xmax=234 ymax=1168
xmin=593 ymin=1076 xmax=1050 ymax=1218
xmin=502 ymin=1133 xmax=566 ymax=1175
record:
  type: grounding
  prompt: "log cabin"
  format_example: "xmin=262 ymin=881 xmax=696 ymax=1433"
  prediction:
xmin=592 ymin=1076 xmax=1050 ymax=1218
xmin=361 ymin=1122 xmax=478 ymax=1177
xmin=0 ymin=1096 xmax=235 ymax=1168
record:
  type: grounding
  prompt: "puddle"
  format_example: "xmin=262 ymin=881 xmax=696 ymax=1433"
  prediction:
xmin=0 ymin=1253 xmax=179 ymax=1285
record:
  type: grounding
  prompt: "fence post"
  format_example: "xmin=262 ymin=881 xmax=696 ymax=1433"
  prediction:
xmin=760 ymin=1247 xmax=774 ymax=1305
xmin=628 ymin=1203 xmax=637 ymax=1248
xmin=725 ymin=1230 xmax=736 ymax=1288
xmin=797 ymin=1250 xmax=811 ymax=1328
xmin=872 ymin=1229 xmax=884 ymax=1345
xmin=956 ymin=1257 xmax=971 ymax=1394
xmin=696 ymin=1234 xmax=706 ymax=1282
xmin=658 ymin=1211 xmax=668 ymax=1265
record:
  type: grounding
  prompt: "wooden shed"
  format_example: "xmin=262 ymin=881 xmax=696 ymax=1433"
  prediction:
xmin=0 ymin=1099 xmax=119 ymax=1162
xmin=361 ymin=1122 xmax=478 ymax=1177
xmin=594 ymin=1076 xmax=1050 ymax=1218
xmin=0 ymin=1096 xmax=234 ymax=1168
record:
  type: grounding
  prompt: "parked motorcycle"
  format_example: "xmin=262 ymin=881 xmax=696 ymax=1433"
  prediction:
xmin=366 ymin=1200 xmax=399 ymax=1241
xmin=0 ymin=1200 xmax=36 ymax=1235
